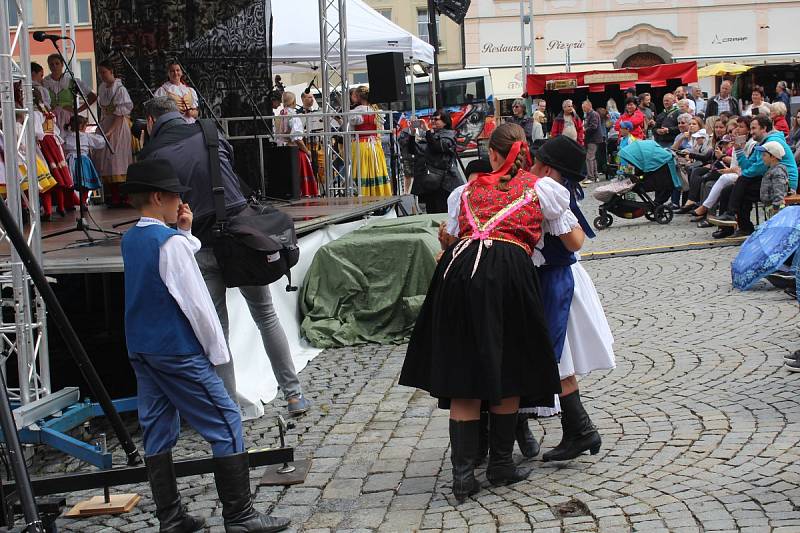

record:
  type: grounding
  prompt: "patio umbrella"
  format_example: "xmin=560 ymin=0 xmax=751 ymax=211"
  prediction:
xmin=697 ymin=62 xmax=751 ymax=78
xmin=731 ymin=206 xmax=800 ymax=290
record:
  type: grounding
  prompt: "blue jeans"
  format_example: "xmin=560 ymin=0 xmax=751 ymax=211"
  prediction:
xmin=195 ymin=248 xmax=302 ymax=401
xmin=130 ymin=352 xmax=243 ymax=457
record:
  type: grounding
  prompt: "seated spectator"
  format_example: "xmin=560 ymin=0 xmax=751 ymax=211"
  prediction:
xmin=677 ymin=99 xmax=694 ymax=116
xmin=743 ymin=86 xmax=771 ymax=117
xmin=709 ymin=115 xmax=798 ymax=237
xmin=679 ymin=135 xmax=735 ymax=219
xmin=771 ymin=102 xmax=790 ymax=139
xmin=671 ymin=113 xmax=694 ymax=151
xmin=789 ymin=109 xmax=800 ymax=147
xmin=550 ymin=99 xmax=585 ymax=146
xmin=655 ymin=93 xmax=680 ymax=147
xmin=706 ymin=81 xmax=740 ymax=117
xmin=615 ymin=97 xmax=645 ymax=139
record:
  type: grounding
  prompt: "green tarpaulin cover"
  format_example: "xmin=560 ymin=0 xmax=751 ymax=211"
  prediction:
xmin=300 ymin=215 xmax=445 ymax=348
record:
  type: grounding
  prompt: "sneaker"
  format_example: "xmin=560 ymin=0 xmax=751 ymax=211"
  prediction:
xmin=708 ymin=213 xmax=738 ymax=227
xmin=786 ymin=359 xmax=800 ymax=372
xmin=712 ymin=227 xmax=735 ymax=239
xmin=287 ymin=394 xmax=311 ymax=417
xmin=733 ymin=228 xmax=754 ymax=238
xmin=767 ymin=272 xmax=795 ymax=290
xmin=783 ymin=349 xmax=800 ymax=361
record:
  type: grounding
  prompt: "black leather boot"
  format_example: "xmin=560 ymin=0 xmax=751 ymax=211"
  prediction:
xmin=515 ymin=414 xmax=540 ymax=458
xmin=542 ymin=390 xmax=601 ymax=462
xmin=213 ymin=452 xmax=291 ymax=533
xmin=475 ymin=412 xmax=489 ymax=467
xmin=145 ymin=451 xmax=206 ymax=533
xmin=486 ymin=413 xmax=532 ymax=486
xmin=449 ymin=419 xmax=481 ymax=503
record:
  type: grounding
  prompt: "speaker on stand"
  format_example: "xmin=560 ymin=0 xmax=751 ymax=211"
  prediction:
xmin=265 ymin=145 xmax=301 ymax=200
xmin=366 ymin=52 xmax=408 ymax=104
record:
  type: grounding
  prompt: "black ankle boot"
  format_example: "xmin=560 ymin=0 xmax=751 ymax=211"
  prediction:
xmin=213 ymin=452 xmax=291 ymax=532
xmin=475 ymin=412 xmax=489 ymax=467
xmin=449 ymin=419 xmax=481 ymax=503
xmin=145 ymin=451 xmax=206 ymax=533
xmin=486 ymin=413 xmax=532 ymax=486
xmin=542 ymin=390 xmax=601 ymax=462
xmin=515 ymin=415 xmax=540 ymax=458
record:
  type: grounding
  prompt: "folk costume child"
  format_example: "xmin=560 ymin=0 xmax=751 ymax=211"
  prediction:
xmin=400 ymin=123 xmax=562 ymax=503
xmin=120 ymin=159 xmax=290 ymax=533
xmin=526 ymin=136 xmax=615 ymax=462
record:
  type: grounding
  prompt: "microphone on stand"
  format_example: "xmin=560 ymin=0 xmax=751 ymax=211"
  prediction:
xmin=32 ymin=31 xmax=67 ymax=42
xmin=304 ymin=76 xmax=317 ymax=95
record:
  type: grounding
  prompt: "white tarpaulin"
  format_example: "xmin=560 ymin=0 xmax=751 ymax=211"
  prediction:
xmin=271 ymin=0 xmax=435 ymax=73
xmin=227 ymin=211 xmax=397 ymax=419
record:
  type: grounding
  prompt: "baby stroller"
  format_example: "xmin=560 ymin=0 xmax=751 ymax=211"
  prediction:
xmin=592 ymin=140 xmax=682 ymax=230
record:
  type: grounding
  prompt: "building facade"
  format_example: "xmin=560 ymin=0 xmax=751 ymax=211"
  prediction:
xmin=465 ymin=0 xmax=800 ymax=99
xmin=8 ymin=0 xmax=96 ymax=88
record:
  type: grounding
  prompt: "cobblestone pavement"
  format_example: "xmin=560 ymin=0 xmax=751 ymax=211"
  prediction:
xmin=40 ymin=196 xmax=800 ymax=532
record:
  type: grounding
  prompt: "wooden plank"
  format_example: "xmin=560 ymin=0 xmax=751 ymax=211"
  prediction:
xmin=64 ymin=493 xmax=141 ymax=517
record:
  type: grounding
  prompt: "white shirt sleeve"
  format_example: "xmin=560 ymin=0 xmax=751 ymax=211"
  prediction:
xmin=114 ymin=83 xmax=134 ymax=116
xmin=289 ymin=116 xmax=304 ymax=141
xmin=154 ymin=85 xmax=167 ymax=98
xmin=158 ymin=231 xmax=231 ymax=365
xmin=535 ymin=177 xmax=579 ymax=236
xmin=85 ymin=133 xmax=106 ymax=151
xmin=446 ymin=184 xmax=467 ymax=236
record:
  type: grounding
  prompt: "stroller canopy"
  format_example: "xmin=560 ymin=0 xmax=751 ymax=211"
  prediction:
xmin=618 ymin=140 xmax=682 ymax=189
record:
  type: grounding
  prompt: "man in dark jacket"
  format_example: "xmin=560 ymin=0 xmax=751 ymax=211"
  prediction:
xmin=654 ymin=93 xmax=680 ymax=147
xmin=139 ymin=97 xmax=311 ymax=419
xmin=582 ymin=100 xmax=603 ymax=181
xmin=705 ymin=80 xmax=740 ymax=117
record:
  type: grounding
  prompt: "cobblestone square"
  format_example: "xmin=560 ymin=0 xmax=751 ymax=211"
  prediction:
xmin=43 ymin=193 xmax=800 ymax=532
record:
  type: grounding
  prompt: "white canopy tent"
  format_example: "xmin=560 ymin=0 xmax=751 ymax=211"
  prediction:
xmin=271 ymin=0 xmax=435 ymax=73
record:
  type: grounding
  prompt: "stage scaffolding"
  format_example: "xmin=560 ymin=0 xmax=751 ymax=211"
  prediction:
xmin=0 ymin=0 xmax=51 ymax=405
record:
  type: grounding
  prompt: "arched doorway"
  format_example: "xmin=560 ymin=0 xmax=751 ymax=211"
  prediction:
xmin=622 ymin=52 xmax=666 ymax=68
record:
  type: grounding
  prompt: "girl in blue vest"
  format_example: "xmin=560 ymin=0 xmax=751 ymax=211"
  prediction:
xmin=120 ymin=159 xmax=290 ymax=533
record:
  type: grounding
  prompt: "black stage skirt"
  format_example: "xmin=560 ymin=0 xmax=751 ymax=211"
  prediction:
xmin=399 ymin=240 xmax=561 ymax=409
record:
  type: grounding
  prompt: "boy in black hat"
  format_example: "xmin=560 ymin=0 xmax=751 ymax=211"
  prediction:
xmin=121 ymin=159 xmax=290 ymax=533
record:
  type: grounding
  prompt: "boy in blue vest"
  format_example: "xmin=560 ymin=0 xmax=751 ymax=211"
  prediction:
xmin=121 ymin=159 xmax=290 ymax=533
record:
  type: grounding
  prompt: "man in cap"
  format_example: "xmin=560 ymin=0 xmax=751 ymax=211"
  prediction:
xmin=121 ymin=159 xmax=290 ymax=533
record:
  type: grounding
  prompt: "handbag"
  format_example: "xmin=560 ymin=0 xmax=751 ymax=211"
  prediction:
xmin=198 ymin=119 xmax=300 ymax=291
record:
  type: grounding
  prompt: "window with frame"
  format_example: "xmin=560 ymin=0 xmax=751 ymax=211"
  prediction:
xmin=47 ymin=0 xmax=90 ymax=25
xmin=353 ymin=72 xmax=369 ymax=84
xmin=78 ymin=59 xmax=93 ymax=87
xmin=377 ymin=8 xmax=391 ymax=20
xmin=416 ymin=9 xmax=442 ymax=47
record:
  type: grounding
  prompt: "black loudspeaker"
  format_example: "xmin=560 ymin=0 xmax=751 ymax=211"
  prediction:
xmin=367 ymin=52 xmax=407 ymax=103
xmin=266 ymin=145 xmax=300 ymax=200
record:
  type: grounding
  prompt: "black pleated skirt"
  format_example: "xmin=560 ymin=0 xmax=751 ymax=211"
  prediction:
xmin=399 ymin=240 xmax=561 ymax=409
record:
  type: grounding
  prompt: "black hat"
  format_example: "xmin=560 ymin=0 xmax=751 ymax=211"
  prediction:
xmin=122 ymin=159 xmax=191 ymax=194
xmin=534 ymin=136 xmax=587 ymax=182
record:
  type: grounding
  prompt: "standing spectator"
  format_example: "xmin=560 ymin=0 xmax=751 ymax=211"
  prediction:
xmin=675 ymin=86 xmax=696 ymax=114
xmin=789 ymin=109 xmax=800 ymax=148
xmin=508 ymin=98 xmax=543 ymax=148
xmin=533 ymin=99 xmax=548 ymax=136
xmin=654 ymin=93 xmax=680 ymax=147
xmin=582 ymin=100 xmax=602 ymax=182
xmin=411 ymin=109 xmax=464 ymax=214
xmin=677 ymin=99 xmax=694 ymax=117
xmin=551 ymin=99 xmax=585 ymax=146
xmin=743 ymin=86 xmax=771 ymax=117
xmin=692 ymin=86 xmax=707 ymax=116
xmin=638 ymin=94 xmax=656 ymax=138
xmin=776 ymin=81 xmax=792 ymax=121
xmin=771 ymin=102 xmax=791 ymax=139
xmin=706 ymin=80 xmax=740 ymax=117
xmin=615 ymin=97 xmax=645 ymax=139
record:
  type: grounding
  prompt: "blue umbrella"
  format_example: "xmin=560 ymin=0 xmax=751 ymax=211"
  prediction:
xmin=731 ymin=206 xmax=800 ymax=291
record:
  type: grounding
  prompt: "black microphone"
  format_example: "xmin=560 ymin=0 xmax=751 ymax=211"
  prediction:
xmin=33 ymin=31 xmax=67 ymax=42
xmin=304 ymin=76 xmax=317 ymax=95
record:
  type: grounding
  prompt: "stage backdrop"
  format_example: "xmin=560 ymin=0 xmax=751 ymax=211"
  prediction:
xmin=90 ymin=0 xmax=273 ymax=189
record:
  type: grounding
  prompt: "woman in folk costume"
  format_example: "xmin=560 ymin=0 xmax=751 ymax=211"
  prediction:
xmin=277 ymin=91 xmax=319 ymax=197
xmin=32 ymin=88 xmax=77 ymax=219
xmin=400 ymin=123 xmax=563 ymax=502
xmin=520 ymin=135 xmax=615 ymax=462
xmin=348 ymin=86 xmax=392 ymax=196
xmin=42 ymin=54 xmax=96 ymax=130
xmin=93 ymin=61 xmax=134 ymax=207
xmin=154 ymin=62 xmax=199 ymax=124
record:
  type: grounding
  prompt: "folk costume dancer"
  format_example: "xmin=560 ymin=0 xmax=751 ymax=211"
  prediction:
xmin=400 ymin=123 xmax=562 ymax=502
xmin=155 ymin=62 xmax=199 ymax=124
xmin=94 ymin=61 xmax=134 ymax=207
xmin=42 ymin=53 xmax=96 ymax=130
xmin=121 ymin=159 xmax=290 ymax=533
xmin=349 ymin=86 xmax=392 ymax=196
xmin=276 ymin=91 xmax=319 ymax=197
xmin=524 ymin=136 xmax=615 ymax=462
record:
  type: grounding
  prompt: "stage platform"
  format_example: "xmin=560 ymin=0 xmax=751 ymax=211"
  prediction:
xmin=0 ymin=196 xmax=401 ymax=275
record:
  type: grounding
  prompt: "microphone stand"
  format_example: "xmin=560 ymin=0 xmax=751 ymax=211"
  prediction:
xmin=42 ymin=39 xmax=121 ymax=243
xmin=112 ymin=46 xmax=155 ymax=99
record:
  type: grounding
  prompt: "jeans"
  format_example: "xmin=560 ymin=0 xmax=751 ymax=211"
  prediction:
xmin=726 ymin=176 xmax=762 ymax=232
xmin=195 ymin=247 xmax=302 ymax=402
